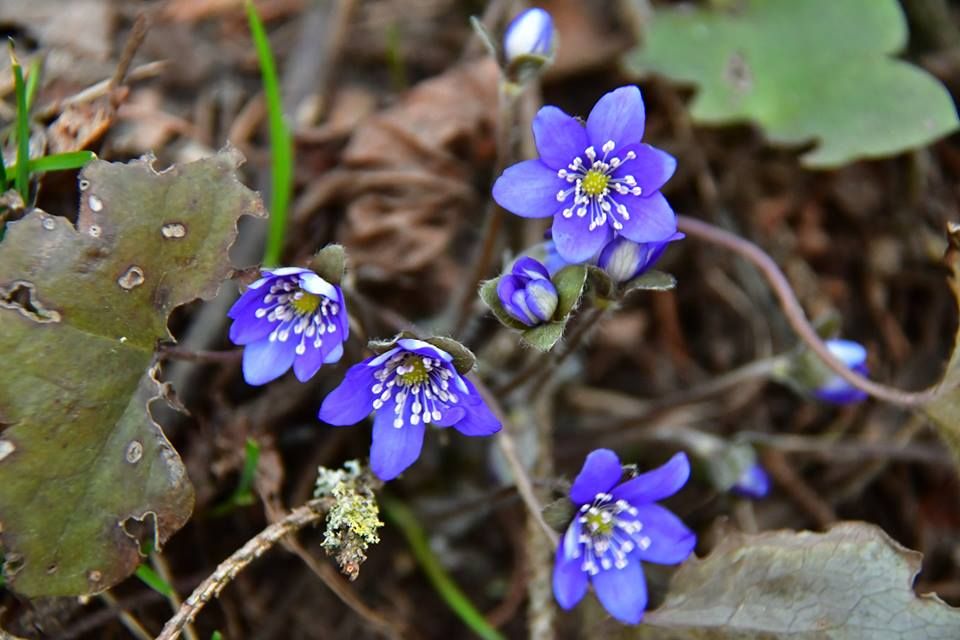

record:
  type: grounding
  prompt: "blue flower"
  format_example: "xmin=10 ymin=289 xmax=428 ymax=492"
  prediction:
xmin=815 ymin=339 xmax=869 ymax=405
xmin=318 ymin=338 xmax=501 ymax=481
xmin=553 ymin=449 xmax=695 ymax=624
xmin=497 ymin=257 xmax=559 ymax=326
xmin=731 ymin=463 xmax=770 ymax=499
xmin=503 ymin=7 xmax=554 ymax=61
xmin=597 ymin=232 xmax=684 ymax=283
xmin=228 ymin=267 xmax=348 ymax=385
xmin=493 ymin=86 xmax=678 ymax=264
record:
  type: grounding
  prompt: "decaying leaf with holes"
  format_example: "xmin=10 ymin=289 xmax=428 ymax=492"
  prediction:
xmin=0 ymin=146 xmax=265 ymax=597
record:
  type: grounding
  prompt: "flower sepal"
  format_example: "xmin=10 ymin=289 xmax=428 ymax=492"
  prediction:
xmin=308 ymin=244 xmax=347 ymax=286
xmin=366 ymin=332 xmax=476 ymax=375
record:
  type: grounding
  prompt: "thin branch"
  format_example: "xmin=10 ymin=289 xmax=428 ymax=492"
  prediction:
xmin=678 ymin=215 xmax=942 ymax=407
xmin=98 ymin=592 xmax=153 ymax=640
xmin=150 ymin=553 xmax=198 ymax=640
xmin=156 ymin=498 xmax=332 ymax=640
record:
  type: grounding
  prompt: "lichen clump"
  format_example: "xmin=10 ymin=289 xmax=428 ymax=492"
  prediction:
xmin=314 ymin=460 xmax=383 ymax=580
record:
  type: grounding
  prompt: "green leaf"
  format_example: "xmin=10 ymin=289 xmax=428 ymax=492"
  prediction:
xmin=551 ymin=264 xmax=587 ymax=320
xmin=585 ymin=265 xmax=616 ymax=300
xmin=10 ymin=43 xmax=30 ymax=202
xmin=623 ymin=269 xmax=676 ymax=295
xmin=308 ymin=244 xmax=346 ymax=286
xmin=632 ymin=523 xmax=960 ymax=638
xmin=135 ymin=562 xmax=174 ymax=598
xmin=521 ymin=322 xmax=565 ymax=352
xmin=6 ymin=152 xmax=98 ymax=182
xmin=479 ymin=277 xmax=530 ymax=331
xmin=0 ymin=148 xmax=266 ymax=597
xmin=626 ymin=0 xmax=960 ymax=168
xmin=246 ymin=0 xmax=292 ymax=266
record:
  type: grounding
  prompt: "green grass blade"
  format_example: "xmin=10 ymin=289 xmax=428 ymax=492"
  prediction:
xmin=134 ymin=562 xmax=174 ymax=598
xmin=245 ymin=0 xmax=293 ymax=267
xmin=382 ymin=497 xmax=505 ymax=640
xmin=211 ymin=632 xmax=223 ymax=640
xmin=28 ymin=151 xmax=95 ymax=175
xmin=9 ymin=41 xmax=30 ymax=203
xmin=24 ymin=57 xmax=42 ymax=112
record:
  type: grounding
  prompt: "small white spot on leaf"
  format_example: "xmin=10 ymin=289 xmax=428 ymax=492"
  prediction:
xmin=125 ymin=440 xmax=143 ymax=464
xmin=88 ymin=225 xmax=101 ymax=238
xmin=117 ymin=266 xmax=145 ymax=290
xmin=79 ymin=179 xmax=90 ymax=191
xmin=161 ymin=223 xmax=186 ymax=239
xmin=88 ymin=195 xmax=103 ymax=212
xmin=0 ymin=440 xmax=15 ymax=462
xmin=42 ymin=217 xmax=56 ymax=230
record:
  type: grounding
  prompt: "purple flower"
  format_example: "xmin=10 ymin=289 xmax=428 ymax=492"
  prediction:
xmin=731 ymin=463 xmax=770 ymax=499
xmin=815 ymin=339 xmax=869 ymax=405
xmin=504 ymin=8 xmax=554 ymax=62
xmin=554 ymin=449 xmax=695 ymax=624
xmin=318 ymin=338 xmax=501 ymax=481
xmin=228 ymin=267 xmax=348 ymax=385
xmin=496 ymin=257 xmax=558 ymax=326
xmin=493 ymin=86 xmax=678 ymax=264
xmin=597 ymin=232 xmax=684 ymax=283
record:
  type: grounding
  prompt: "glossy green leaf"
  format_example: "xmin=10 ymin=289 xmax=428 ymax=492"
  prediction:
xmin=630 ymin=523 xmax=960 ymax=639
xmin=626 ymin=0 xmax=959 ymax=168
xmin=0 ymin=147 xmax=265 ymax=597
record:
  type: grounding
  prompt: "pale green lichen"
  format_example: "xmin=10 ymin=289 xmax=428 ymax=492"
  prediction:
xmin=314 ymin=460 xmax=383 ymax=580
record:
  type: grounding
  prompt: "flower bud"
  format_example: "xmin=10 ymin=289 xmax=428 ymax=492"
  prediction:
xmin=503 ymin=8 xmax=554 ymax=62
xmin=597 ymin=233 xmax=684 ymax=283
xmin=496 ymin=256 xmax=559 ymax=326
xmin=731 ymin=463 xmax=771 ymax=499
xmin=813 ymin=339 xmax=869 ymax=404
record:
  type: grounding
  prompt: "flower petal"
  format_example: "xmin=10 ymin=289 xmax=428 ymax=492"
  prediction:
xmin=586 ymin=86 xmax=646 ymax=150
xmin=551 ymin=212 xmax=612 ymax=263
xmin=553 ymin=521 xmax=589 ymax=610
xmin=318 ymin=360 xmax=377 ymax=426
xmin=370 ymin=404 xmax=426 ymax=481
xmin=532 ymin=106 xmax=588 ymax=171
xmin=492 ymin=160 xmax=564 ymax=219
xmin=591 ymin=558 xmax=648 ymax=624
xmin=630 ymin=503 xmax=696 ymax=565
xmin=241 ymin=337 xmax=296 ymax=386
xmin=511 ymin=256 xmax=551 ymax=280
xmin=617 ymin=143 xmax=676 ymax=195
xmin=227 ymin=284 xmax=270 ymax=320
xmin=570 ymin=449 xmax=622 ymax=505
xmin=396 ymin=338 xmax=452 ymax=362
xmin=336 ymin=288 xmax=350 ymax=341
xmin=451 ymin=378 xmax=501 ymax=436
xmin=611 ymin=452 xmax=690 ymax=505
xmin=433 ymin=404 xmax=466 ymax=427
xmin=323 ymin=341 xmax=344 ymax=364
xmin=615 ymin=191 xmax=677 ymax=243
xmin=293 ymin=320 xmax=346 ymax=382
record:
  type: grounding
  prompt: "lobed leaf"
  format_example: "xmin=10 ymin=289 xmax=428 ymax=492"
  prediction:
xmin=0 ymin=147 xmax=265 ymax=597
xmin=625 ymin=0 xmax=959 ymax=168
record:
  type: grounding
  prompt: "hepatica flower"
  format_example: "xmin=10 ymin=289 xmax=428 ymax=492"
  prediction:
xmin=496 ymin=257 xmax=558 ymax=326
xmin=318 ymin=339 xmax=501 ymax=481
xmin=597 ymin=232 xmax=684 ymax=284
xmin=815 ymin=339 xmax=869 ymax=404
xmin=493 ymin=86 xmax=677 ymax=263
xmin=731 ymin=463 xmax=771 ymax=500
xmin=228 ymin=267 xmax=348 ymax=385
xmin=554 ymin=449 xmax=695 ymax=624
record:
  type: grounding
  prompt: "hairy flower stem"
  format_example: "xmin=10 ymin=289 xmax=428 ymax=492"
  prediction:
xmin=451 ymin=85 xmax=523 ymax=337
xmin=677 ymin=215 xmax=941 ymax=407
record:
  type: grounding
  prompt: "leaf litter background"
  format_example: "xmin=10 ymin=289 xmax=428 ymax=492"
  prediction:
xmin=2 ymin=0 xmax=960 ymax=638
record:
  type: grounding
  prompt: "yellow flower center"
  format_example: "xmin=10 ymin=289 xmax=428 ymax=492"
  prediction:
xmin=586 ymin=511 xmax=614 ymax=536
xmin=291 ymin=292 xmax=321 ymax=315
xmin=581 ymin=169 xmax=609 ymax=197
xmin=397 ymin=356 xmax=429 ymax=386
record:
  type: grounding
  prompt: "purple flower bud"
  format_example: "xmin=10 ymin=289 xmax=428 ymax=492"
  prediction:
xmin=731 ymin=463 xmax=770 ymax=499
xmin=597 ymin=232 xmax=684 ymax=283
xmin=504 ymin=8 xmax=554 ymax=62
xmin=814 ymin=339 xmax=869 ymax=404
xmin=496 ymin=256 xmax=559 ymax=326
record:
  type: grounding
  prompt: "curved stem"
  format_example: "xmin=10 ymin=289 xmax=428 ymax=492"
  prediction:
xmin=678 ymin=215 xmax=941 ymax=407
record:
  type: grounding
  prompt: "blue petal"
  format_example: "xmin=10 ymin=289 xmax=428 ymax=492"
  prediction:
xmin=524 ymin=280 xmax=558 ymax=322
xmin=532 ymin=106 xmax=588 ymax=171
xmin=396 ymin=338 xmax=452 ymax=362
xmin=451 ymin=378 xmax=501 ymax=436
xmin=293 ymin=320 xmax=345 ymax=382
xmin=511 ymin=256 xmax=551 ymax=280
xmin=492 ymin=160 xmax=564 ymax=219
xmin=318 ymin=360 xmax=377 ymax=426
xmin=732 ymin=464 xmax=771 ymax=499
xmin=616 ymin=143 xmax=676 ymax=195
xmin=324 ymin=341 xmax=344 ymax=364
xmin=570 ymin=449 xmax=622 ymax=505
xmin=629 ymin=503 xmax=696 ymax=565
xmin=611 ymin=452 xmax=691 ymax=504
xmin=433 ymin=404 xmax=466 ymax=427
xmin=553 ymin=520 xmax=588 ymax=610
xmin=335 ymin=288 xmax=350 ymax=341
xmin=615 ymin=191 xmax=677 ymax=243
xmin=228 ymin=312 xmax=276 ymax=345
xmin=586 ymin=86 xmax=646 ymax=150
xmin=591 ymin=558 xmax=648 ymax=624
xmin=241 ymin=337 xmax=296 ymax=386
xmin=497 ymin=275 xmax=536 ymax=325
xmin=297 ymin=272 xmax=338 ymax=298
xmin=552 ymin=212 xmax=612 ymax=263
xmin=370 ymin=402 xmax=426 ymax=481
xmin=227 ymin=284 xmax=270 ymax=320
